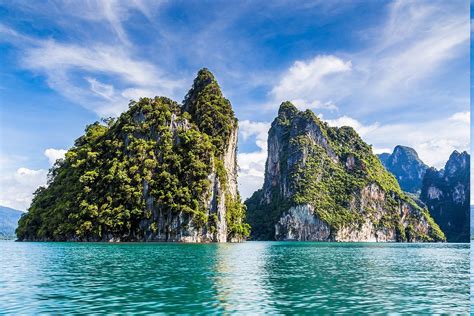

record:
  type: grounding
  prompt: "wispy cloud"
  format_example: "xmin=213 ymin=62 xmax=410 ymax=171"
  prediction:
xmin=237 ymin=0 xmax=470 ymax=192
xmin=1 ymin=25 xmax=185 ymax=116
xmin=5 ymin=0 xmax=164 ymax=46
xmin=266 ymin=0 xmax=469 ymax=115
xmin=270 ymin=55 xmax=351 ymax=110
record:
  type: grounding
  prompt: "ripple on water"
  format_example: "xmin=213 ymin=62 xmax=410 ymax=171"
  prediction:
xmin=0 ymin=241 xmax=469 ymax=314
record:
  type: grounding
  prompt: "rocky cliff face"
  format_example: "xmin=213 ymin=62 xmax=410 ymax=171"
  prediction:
xmin=378 ymin=146 xmax=428 ymax=194
xmin=16 ymin=69 xmax=249 ymax=242
xmin=245 ymin=102 xmax=445 ymax=242
xmin=420 ymin=151 xmax=470 ymax=242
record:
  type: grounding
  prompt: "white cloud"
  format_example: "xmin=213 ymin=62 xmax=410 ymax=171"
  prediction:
xmin=6 ymin=0 xmax=164 ymax=46
xmin=271 ymin=55 xmax=352 ymax=101
xmin=0 ymin=167 xmax=47 ymax=210
xmin=44 ymin=148 xmax=67 ymax=165
xmin=242 ymin=1 xmax=470 ymax=198
xmin=291 ymin=99 xmax=338 ymax=111
xmin=0 ymin=21 xmax=185 ymax=117
xmin=239 ymin=120 xmax=270 ymax=150
xmin=325 ymin=115 xmax=380 ymax=137
xmin=325 ymin=114 xmax=470 ymax=169
xmin=237 ymin=120 xmax=271 ymax=200
xmin=76 ymin=0 xmax=165 ymax=45
xmin=449 ymin=111 xmax=470 ymax=124
xmin=121 ymin=87 xmax=156 ymax=100
xmin=86 ymin=77 xmax=115 ymax=100
xmin=18 ymin=40 xmax=185 ymax=117
xmin=270 ymin=55 xmax=351 ymax=112
xmin=0 ymin=148 xmax=69 ymax=210
xmin=267 ymin=1 xmax=468 ymax=115
xmin=23 ymin=42 xmax=158 ymax=86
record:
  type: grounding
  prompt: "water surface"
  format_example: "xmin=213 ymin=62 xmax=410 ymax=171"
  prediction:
xmin=0 ymin=241 xmax=469 ymax=314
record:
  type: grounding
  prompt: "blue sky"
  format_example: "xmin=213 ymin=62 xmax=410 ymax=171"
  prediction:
xmin=0 ymin=0 xmax=470 ymax=210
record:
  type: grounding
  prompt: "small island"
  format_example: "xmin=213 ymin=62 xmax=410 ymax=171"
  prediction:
xmin=16 ymin=69 xmax=249 ymax=242
xmin=245 ymin=102 xmax=445 ymax=242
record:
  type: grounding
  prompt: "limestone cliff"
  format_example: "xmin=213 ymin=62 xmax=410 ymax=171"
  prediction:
xmin=16 ymin=69 xmax=249 ymax=242
xmin=420 ymin=151 xmax=470 ymax=242
xmin=245 ymin=102 xmax=445 ymax=242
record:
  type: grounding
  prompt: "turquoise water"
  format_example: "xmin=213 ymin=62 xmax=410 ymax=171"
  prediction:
xmin=0 ymin=241 xmax=469 ymax=314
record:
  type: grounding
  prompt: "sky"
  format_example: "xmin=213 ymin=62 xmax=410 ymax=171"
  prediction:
xmin=0 ymin=0 xmax=470 ymax=210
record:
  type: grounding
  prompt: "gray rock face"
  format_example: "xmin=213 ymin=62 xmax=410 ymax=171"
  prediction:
xmin=420 ymin=150 xmax=470 ymax=242
xmin=138 ymin=122 xmax=239 ymax=243
xmin=274 ymin=184 xmax=431 ymax=242
xmin=275 ymin=205 xmax=331 ymax=241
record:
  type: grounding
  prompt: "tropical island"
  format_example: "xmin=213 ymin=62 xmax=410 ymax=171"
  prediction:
xmin=16 ymin=69 xmax=248 ymax=242
xmin=16 ymin=69 xmax=469 ymax=243
xmin=245 ymin=102 xmax=444 ymax=242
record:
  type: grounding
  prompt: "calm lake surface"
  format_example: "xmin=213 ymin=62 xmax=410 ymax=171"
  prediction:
xmin=0 ymin=240 xmax=469 ymax=314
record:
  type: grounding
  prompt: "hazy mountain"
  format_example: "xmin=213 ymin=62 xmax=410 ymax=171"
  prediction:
xmin=0 ymin=206 xmax=24 ymax=238
xmin=420 ymin=151 xmax=470 ymax=242
xmin=378 ymin=146 xmax=428 ymax=194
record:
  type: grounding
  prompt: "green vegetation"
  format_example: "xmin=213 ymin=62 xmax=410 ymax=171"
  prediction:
xmin=184 ymin=68 xmax=237 ymax=156
xmin=17 ymin=70 xmax=248 ymax=242
xmin=246 ymin=102 xmax=445 ymax=242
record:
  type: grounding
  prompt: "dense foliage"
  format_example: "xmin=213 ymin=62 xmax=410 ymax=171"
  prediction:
xmin=17 ymin=70 xmax=249 ymax=242
xmin=246 ymin=102 xmax=445 ymax=242
xmin=183 ymin=68 xmax=237 ymax=156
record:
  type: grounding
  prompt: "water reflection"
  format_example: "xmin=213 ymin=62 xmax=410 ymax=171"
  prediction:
xmin=213 ymin=242 xmax=275 ymax=313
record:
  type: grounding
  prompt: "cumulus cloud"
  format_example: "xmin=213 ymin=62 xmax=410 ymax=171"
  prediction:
xmin=0 ymin=167 xmax=47 ymax=210
xmin=324 ymin=115 xmax=380 ymax=137
xmin=270 ymin=55 xmax=351 ymax=111
xmin=291 ymin=99 xmax=338 ymax=111
xmin=0 ymin=148 xmax=67 ymax=210
xmin=449 ymin=111 xmax=470 ymax=124
xmin=44 ymin=148 xmax=67 ymax=165
xmin=267 ymin=1 xmax=469 ymax=115
xmin=237 ymin=120 xmax=271 ymax=200
xmin=325 ymin=113 xmax=470 ymax=169
xmin=241 ymin=0 xmax=469 ymax=197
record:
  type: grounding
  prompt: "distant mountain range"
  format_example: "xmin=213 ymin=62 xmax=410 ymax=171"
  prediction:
xmin=379 ymin=147 xmax=470 ymax=242
xmin=0 ymin=206 xmax=24 ymax=239
xmin=420 ymin=151 xmax=470 ymax=242
xmin=378 ymin=145 xmax=428 ymax=194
